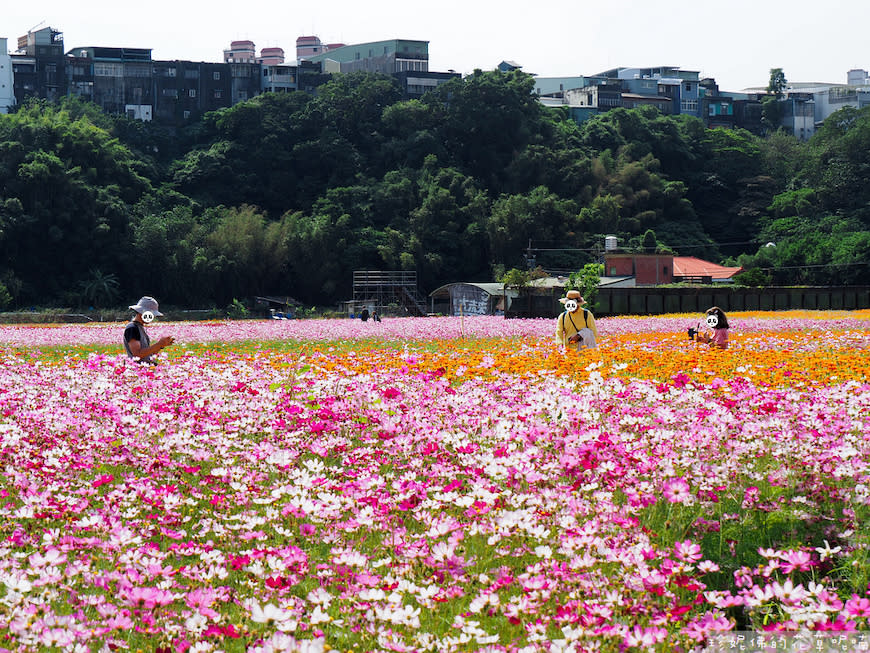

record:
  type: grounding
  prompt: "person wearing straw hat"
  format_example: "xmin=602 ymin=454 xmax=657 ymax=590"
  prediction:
xmin=556 ymin=289 xmax=599 ymax=351
xmin=123 ymin=296 xmax=175 ymax=364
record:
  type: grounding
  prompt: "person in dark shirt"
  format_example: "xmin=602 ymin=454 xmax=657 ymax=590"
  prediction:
xmin=123 ymin=296 xmax=175 ymax=364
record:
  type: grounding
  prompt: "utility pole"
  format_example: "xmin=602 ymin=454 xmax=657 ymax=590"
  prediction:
xmin=525 ymin=239 xmax=536 ymax=270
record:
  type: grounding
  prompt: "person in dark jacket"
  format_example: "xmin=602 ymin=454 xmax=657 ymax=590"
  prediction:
xmin=123 ymin=296 xmax=174 ymax=364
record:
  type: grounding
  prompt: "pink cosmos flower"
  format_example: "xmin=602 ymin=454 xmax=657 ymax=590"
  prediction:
xmin=844 ymin=595 xmax=870 ymax=617
xmin=663 ymin=477 xmax=692 ymax=504
xmin=674 ymin=539 xmax=703 ymax=563
xmin=92 ymin=474 xmax=115 ymax=488
xmin=680 ymin=611 xmax=733 ymax=642
xmin=780 ymin=549 xmax=814 ymax=573
xmin=623 ymin=624 xmax=668 ymax=647
xmin=123 ymin=586 xmax=176 ymax=609
xmin=742 ymin=486 xmax=760 ymax=508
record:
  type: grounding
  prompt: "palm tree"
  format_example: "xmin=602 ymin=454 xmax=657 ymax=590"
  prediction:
xmin=78 ymin=269 xmax=120 ymax=308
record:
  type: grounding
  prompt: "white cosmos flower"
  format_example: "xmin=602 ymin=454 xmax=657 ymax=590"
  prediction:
xmin=306 ymin=587 xmax=333 ymax=606
xmin=2 ymin=575 xmax=32 ymax=593
xmin=814 ymin=540 xmax=842 ymax=561
xmin=308 ymin=605 xmax=331 ymax=625
xmin=184 ymin=612 xmax=208 ymax=634
xmin=251 ymin=601 xmax=292 ymax=625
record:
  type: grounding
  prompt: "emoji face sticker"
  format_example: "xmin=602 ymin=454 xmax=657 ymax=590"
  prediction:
xmin=564 ymin=299 xmax=579 ymax=313
xmin=706 ymin=313 xmax=719 ymax=329
xmin=141 ymin=310 xmax=155 ymax=324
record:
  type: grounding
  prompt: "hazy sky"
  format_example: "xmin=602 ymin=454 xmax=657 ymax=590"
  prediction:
xmin=4 ymin=0 xmax=868 ymax=91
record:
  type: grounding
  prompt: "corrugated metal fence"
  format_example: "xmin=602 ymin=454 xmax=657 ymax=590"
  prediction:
xmin=507 ymin=286 xmax=870 ymax=318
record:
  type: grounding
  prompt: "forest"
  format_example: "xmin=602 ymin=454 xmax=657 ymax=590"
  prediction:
xmin=0 ymin=69 xmax=868 ymax=310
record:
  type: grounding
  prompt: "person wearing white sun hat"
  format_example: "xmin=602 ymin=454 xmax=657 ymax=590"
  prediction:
xmin=123 ymin=296 xmax=175 ymax=364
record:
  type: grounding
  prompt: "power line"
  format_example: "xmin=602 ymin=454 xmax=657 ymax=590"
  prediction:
xmin=527 ymin=239 xmax=767 ymax=252
xmin=759 ymin=262 xmax=870 ymax=271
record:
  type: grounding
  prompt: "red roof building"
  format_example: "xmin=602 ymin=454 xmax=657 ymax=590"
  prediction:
xmin=672 ymin=256 xmax=742 ymax=282
xmin=603 ymin=253 xmax=742 ymax=285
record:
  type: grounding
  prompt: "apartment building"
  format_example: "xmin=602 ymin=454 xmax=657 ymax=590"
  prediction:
xmin=300 ymin=38 xmax=459 ymax=99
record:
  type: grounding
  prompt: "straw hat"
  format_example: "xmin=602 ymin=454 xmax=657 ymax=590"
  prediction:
xmin=558 ymin=289 xmax=586 ymax=305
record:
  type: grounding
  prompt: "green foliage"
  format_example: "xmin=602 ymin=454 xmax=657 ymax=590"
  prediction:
xmin=226 ymin=298 xmax=250 ymax=319
xmin=77 ymin=269 xmax=120 ymax=308
xmin=0 ymin=100 xmax=149 ymax=304
xmin=0 ymin=282 xmax=11 ymax=310
xmin=499 ymin=268 xmax=531 ymax=288
xmin=567 ymin=263 xmax=604 ymax=309
xmin=731 ymin=267 xmax=770 ymax=286
xmin=767 ymin=68 xmax=788 ymax=97
xmin=641 ymin=229 xmax=658 ymax=252
xmin=199 ymin=205 xmax=293 ymax=304
xmin=768 ymin=187 xmax=817 ymax=217
xmin=761 ymin=98 xmax=784 ymax=134
xmin=2 ymin=80 xmax=869 ymax=309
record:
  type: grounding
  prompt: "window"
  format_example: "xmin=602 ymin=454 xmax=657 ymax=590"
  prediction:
xmin=189 ymin=89 xmax=196 ymax=97
xmin=184 ymin=68 xmax=199 ymax=79
xmin=610 ymin=267 xmax=617 ymax=275
xmin=213 ymin=71 xmax=221 ymax=80
xmin=355 ymin=52 xmax=361 ymax=60
xmin=166 ymin=67 xmax=176 ymax=77
xmin=162 ymin=88 xmax=178 ymax=97
xmin=214 ymin=89 xmax=222 ymax=98
xmin=126 ymin=64 xmax=150 ymax=77
xmin=183 ymin=110 xmax=190 ymax=119
xmin=685 ymin=83 xmax=692 ymax=91
xmin=94 ymin=62 xmax=123 ymax=77
xmin=238 ymin=90 xmax=248 ymax=100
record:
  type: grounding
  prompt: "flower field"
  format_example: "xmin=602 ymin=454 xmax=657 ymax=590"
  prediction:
xmin=0 ymin=311 xmax=869 ymax=652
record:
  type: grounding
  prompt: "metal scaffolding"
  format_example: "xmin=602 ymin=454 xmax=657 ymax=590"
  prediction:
xmin=352 ymin=270 xmax=427 ymax=316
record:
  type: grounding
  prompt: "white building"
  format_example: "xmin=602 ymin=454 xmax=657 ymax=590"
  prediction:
xmin=0 ymin=38 xmax=14 ymax=113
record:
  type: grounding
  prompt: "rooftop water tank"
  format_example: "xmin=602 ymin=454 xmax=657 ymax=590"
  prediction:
xmin=605 ymin=235 xmax=618 ymax=251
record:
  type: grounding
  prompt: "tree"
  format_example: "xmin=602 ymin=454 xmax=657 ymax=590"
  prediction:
xmin=0 ymin=100 xmax=149 ymax=303
xmin=761 ymin=68 xmax=788 ymax=135
xmin=567 ymin=263 xmax=604 ymax=310
xmin=425 ymin=69 xmax=545 ymax=191
xmin=197 ymin=205 xmax=293 ymax=304
xmin=641 ymin=229 xmax=658 ymax=253
xmin=767 ymin=68 xmax=788 ymax=97
xmin=78 ymin=269 xmax=120 ymax=308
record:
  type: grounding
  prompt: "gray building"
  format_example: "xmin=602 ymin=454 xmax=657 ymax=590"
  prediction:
xmin=12 ymin=26 xmax=66 ymax=104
